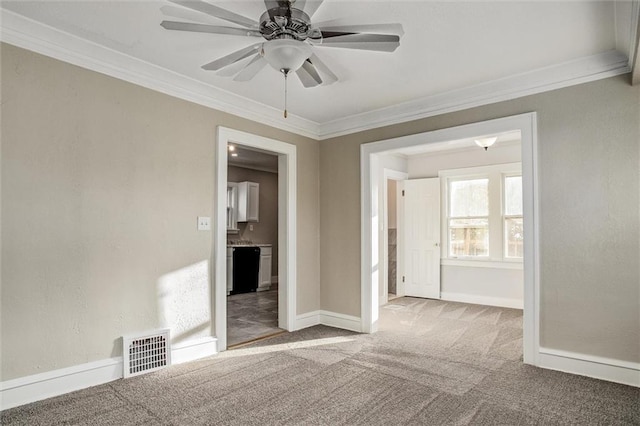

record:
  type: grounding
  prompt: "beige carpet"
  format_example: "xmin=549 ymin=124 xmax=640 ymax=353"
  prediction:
xmin=2 ymin=298 xmax=639 ymax=425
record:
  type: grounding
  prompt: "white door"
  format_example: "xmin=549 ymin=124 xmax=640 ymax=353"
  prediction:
xmin=401 ymin=178 xmax=441 ymax=299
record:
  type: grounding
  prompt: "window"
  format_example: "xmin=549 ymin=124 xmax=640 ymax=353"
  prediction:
xmin=440 ymin=163 xmax=522 ymax=263
xmin=449 ymin=178 xmax=489 ymax=257
xmin=504 ymin=175 xmax=523 ymax=258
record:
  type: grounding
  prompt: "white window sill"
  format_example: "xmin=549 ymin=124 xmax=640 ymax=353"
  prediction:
xmin=441 ymin=258 xmax=523 ymax=270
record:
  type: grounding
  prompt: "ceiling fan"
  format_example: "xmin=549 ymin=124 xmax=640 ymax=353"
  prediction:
xmin=160 ymin=0 xmax=403 ymax=117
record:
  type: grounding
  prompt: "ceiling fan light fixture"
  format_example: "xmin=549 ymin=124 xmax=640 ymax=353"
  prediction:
xmin=262 ymin=39 xmax=312 ymax=74
xmin=475 ymin=137 xmax=498 ymax=151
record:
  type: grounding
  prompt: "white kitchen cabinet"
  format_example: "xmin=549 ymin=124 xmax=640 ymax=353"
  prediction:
xmin=237 ymin=181 xmax=259 ymax=222
xmin=258 ymin=246 xmax=272 ymax=291
xmin=226 ymin=183 xmax=239 ymax=233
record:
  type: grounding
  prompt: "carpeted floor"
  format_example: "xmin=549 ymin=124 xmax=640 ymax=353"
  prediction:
xmin=2 ymin=297 xmax=639 ymax=425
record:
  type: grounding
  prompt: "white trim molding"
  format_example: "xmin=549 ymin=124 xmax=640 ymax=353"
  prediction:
xmin=361 ymin=113 xmax=539 ymax=362
xmin=215 ymin=127 xmax=297 ymax=351
xmin=440 ymin=292 xmax=523 ymax=310
xmin=295 ymin=311 xmax=321 ymax=330
xmin=319 ymin=311 xmax=362 ymax=333
xmin=295 ymin=310 xmax=362 ymax=333
xmin=1 ymin=7 xmax=634 ymax=140
xmin=539 ymin=348 xmax=640 ymax=388
xmin=319 ymin=51 xmax=629 ymax=139
xmin=0 ymin=357 xmax=123 ymax=411
xmin=171 ymin=337 xmax=218 ymax=365
xmin=0 ymin=336 xmax=220 ymax=410
xmin=441 ymin=259 xmax=523 ymax=270
xmin=0 ymin=9 xmax=319 ymax=139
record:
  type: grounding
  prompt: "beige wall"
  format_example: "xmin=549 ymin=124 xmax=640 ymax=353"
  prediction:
xmin=320 ymin=75 xmax=640 ymax=363
xmin=227 ymin=166 xmax=278 ymax=273
xmin=0 ymin=44 xmax=320 ymax=380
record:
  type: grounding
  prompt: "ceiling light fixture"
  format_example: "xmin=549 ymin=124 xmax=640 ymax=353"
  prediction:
xmin=475 ymin=137 xmax=498 ymax=151
xmin=261 ymin=39 xmax=312 ymax=119
xmin=161 ymin=0 xmax=403 ymax=120
xmin=228 ymin=145 xmax=235 ymax=152
xmin=231 ymin=153 xmax=238 ymax=157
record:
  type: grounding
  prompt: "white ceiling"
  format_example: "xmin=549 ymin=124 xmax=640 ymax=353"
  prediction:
xmin=1 ymin=1 xmax=638 ymax=139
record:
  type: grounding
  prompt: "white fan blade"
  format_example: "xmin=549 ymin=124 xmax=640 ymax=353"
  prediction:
xmin=234 ymin=54 xmax=268 ymax=81
xmin=202 ymin=43 xmax=263 ymax=71
xmin=317 ymin=33 xmax=400 ymax=52
xmin=299 ymin=59 xmax=323 ymax=86
xmin=161 ymin=5 xmax=217 ymax=25
xmin=169 ymin=0 xmax=258 ymax=28
xmin=308 ymin=53 xmax=337 ymax=85
xmin=295 ymin=0 xmax=324 ymax=18
xmin=161 ymin=21 xmax=261 ymax=37
xmin=315 ymin=23 xmax=404 ymax=37
xmin=216 ymin=55 xmax=254 ymax=77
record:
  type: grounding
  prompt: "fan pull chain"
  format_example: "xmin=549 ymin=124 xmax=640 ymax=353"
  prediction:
xmin=283 ymin=71 xmax=288 ymax=119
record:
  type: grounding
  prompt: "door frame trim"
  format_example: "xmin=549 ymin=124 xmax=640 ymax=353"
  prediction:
xmin=360 ymin=112 xmax=540 ymax=365
xmin=215 ymin=127 xmax=297 ymax=351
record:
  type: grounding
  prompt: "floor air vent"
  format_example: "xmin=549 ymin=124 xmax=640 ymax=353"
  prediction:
xmin=122 ymin=329 xmax=171 ymax=378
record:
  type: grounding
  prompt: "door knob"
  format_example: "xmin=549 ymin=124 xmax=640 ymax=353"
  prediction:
xmin=435 ymin=243 xmax=439 ymax=247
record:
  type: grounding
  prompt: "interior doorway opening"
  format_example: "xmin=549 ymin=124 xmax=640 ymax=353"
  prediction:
xmin=226 ymin=144 xmax=283 ymax=347
xmin=215 ymin=127 xmax=297 ymax=352
xmin=361 ymin=113 xmax=539 ymax=365
xmin=386 ymin=179 xmax=399 ymax=303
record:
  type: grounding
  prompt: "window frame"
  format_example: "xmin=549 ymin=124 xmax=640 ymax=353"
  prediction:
xmin=439 ymin=162 xmax=522 ymax=267
xmin=502 ymin=173 xmax=524 ymax=261
xmin=447 ymin=176 xmax=491 ymax=259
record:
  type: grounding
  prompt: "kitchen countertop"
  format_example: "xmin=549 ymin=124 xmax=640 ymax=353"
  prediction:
xmin=227 ymin=243 xmax=272 ymax=247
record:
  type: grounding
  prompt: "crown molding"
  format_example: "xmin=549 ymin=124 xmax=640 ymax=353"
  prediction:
xmin=0 ymin=8 xmax=634 ymax=141
xmin=317 ymin=50 xmax=630 ymax=140
xmin=0 ymin=9 xmax=320 ymax=139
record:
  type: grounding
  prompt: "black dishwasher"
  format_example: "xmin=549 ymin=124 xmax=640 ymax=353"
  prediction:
xmin=231 ymin=247 xmax=260 ymax=294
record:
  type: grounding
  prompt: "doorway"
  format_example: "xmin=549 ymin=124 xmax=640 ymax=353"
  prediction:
xmin=360 ymin=113 xmax=540 ymax=365
xmin=215 ymin=127 xmax=297 ymax=352
xmin=381 ymin=169 xmax=408 ymax=306
xmin=226 ymin=145 xmax=281 ymax=347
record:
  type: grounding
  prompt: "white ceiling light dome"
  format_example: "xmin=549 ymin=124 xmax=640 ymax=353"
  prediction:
xmin=475 ymin=137 xmax=498 ymax=151
xmin=262 ymin=39 xmax=312 ymax=74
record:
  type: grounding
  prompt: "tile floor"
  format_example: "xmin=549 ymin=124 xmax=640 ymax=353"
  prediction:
xmin=227 ymin=285 xmax=281 ymax=347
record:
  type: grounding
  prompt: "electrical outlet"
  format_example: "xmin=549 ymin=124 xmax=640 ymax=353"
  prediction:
xmin=197 ymin=216 xmax=211 ymax=231
xmin=249 ymin=224 xmax=254 ymax=231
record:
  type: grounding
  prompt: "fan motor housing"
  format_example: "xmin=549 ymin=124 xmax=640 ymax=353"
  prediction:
xmin=260 ymin=7 xmax=313 ymax=41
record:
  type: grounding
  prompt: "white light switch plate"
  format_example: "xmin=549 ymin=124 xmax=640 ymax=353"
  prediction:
xmin=197 ymin=216 xmax=211 ymax=231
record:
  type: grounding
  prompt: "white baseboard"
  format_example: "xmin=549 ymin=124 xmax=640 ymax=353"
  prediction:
xmin=295 ymin=310 xmax=362 ymax=333
xmin=440 ymin=292 xmax=523 ymax=309
xmin=0 ymin=357 xmax=123 ymax=411
xmin=171 ymin=337 xmax=218 ymax=365
xmin=319 ymin=310 xmax=362 ymax=333
xmin=0 ymin=336 xmax=219 ymax=410
xmin=295 ymin=311 xmax=321 ymax=330
xmin=539 ymin=347 xmax=640 ymax=387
